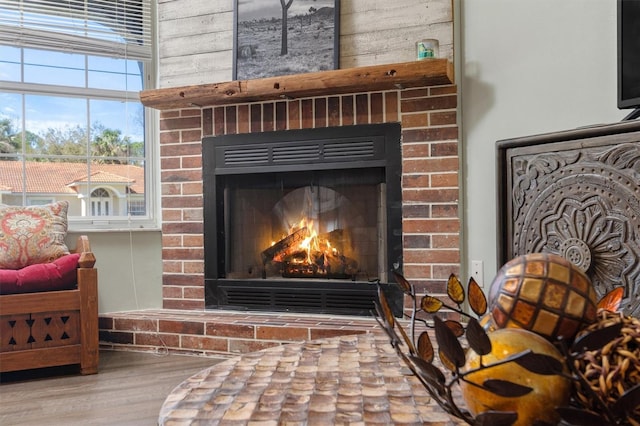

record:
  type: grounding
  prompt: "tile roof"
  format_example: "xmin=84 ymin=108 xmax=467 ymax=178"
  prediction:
xmin=71 ymin=170 xmax=135 ymax=184
xmin=0 ymin=161 xmax=145 ymax=194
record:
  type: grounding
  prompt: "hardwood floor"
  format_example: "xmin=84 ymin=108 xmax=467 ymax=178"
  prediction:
xmin=0 ymin=350 xmax=230 ymax=426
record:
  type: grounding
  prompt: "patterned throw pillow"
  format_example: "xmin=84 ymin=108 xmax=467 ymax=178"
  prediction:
xmin=0 ymin=201 xmax=70 ymax=270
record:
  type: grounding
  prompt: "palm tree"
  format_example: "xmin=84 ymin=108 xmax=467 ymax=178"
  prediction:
xmin=92 ymin=127 xmax=130 ymax=164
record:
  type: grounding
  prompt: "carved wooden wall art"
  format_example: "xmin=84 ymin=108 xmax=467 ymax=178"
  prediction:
xmin=497 ymin=120 xmax=640 ymax=317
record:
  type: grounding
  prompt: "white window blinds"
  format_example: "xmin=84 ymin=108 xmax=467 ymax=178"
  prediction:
xmin=0 ymin=0 xmax=152 ymax=60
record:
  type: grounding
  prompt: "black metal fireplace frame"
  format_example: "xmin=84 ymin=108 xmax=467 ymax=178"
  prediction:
xmin=202 ymin=123 xmax=404 ymax=316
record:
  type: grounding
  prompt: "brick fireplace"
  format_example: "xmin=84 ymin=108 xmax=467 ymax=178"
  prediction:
xmin=99 ymin=61 xmax=461 ymax=355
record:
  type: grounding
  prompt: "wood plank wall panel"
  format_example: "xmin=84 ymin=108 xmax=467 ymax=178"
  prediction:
xmin=157 ymin=0 xmax=453 ymax=88
xmin=158 ymin=0 xmax=234 ymax=87
xmin=340 ymin=0 xmax=453 ymax=68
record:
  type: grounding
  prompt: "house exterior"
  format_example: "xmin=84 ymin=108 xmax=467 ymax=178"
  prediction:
xmin=0 ymin=161 xmax=144 ymax=217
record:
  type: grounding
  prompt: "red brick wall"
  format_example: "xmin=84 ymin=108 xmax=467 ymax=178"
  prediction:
xmin=159 ymin=85 xmax=459 ymax=314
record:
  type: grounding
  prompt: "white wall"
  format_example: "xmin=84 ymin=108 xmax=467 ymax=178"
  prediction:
xmin=67 ymin=231 xmax=163 ymax=313
xmin=460 ymin=0 xmax=629 ymax=285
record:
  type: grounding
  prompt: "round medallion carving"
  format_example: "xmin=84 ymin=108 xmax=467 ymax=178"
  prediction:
xmin=560 ymin=238 xmax=592 ymax=272
xmin=508 ymin=142 xmax=640 ymax=317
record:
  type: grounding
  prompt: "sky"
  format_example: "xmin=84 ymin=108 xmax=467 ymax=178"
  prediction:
xmin=237 ymin=0 xmax=335 ymax=21
xmin=0 ymin=2 xmax=145 ymax=145
xmin=0 ymin=45 xmax=144 ymax=143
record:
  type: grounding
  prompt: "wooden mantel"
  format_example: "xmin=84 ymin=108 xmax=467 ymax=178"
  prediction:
xmin=140 ymin=59 xmax=454 ymax=110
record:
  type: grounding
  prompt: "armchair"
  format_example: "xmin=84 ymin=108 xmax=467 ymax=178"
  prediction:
xmin=0 ymin=202 xmax=99 ymax=375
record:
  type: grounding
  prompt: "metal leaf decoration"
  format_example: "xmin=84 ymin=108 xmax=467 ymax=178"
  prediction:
xmin=409 ymin=355 xmax=446 ymax=391
xmin=421 ymin=295 xmax=444 ymax=313
xmin=444 ymin=319 xmax=465 ymax=338
xmin=447 ymin=273 xmax=465 ymax=305
xmin=597 ymin=286 xmax=624 ymax=312
xmin=612 ymin=383 xmax=640 ymax=420
xmin=434 ymin=316 xmax=465 ymax=370
xmin=376 ymin=285 xmax=395 ymax=328
xmin=417 ymin=331 xmax=435 ymax=363
xmin=555 ymin=406 xmax=606 ymax=426
xmin=373 ymin=300 xmax=399 ymax=346
xmin=373 ymin=290 xmax=404 ymax=350
xmin=465 ymin=317 xmax=492 ymax=357
xmin=468 ymin=277 xmax=487 ymax=316
xmin=392 ymin=270 xmax=413 ymax=295
xmin=571 ymin=322 xmax=623 ymax=353
xmin=395 ymin=318 xmax=417 ymax=355
xmin=481 ymin=378 xmax=533 ymax=397
xmin=438 ymin=348 xmax=457 ymax=372
xmin=512 ymin=351 xmax=565 ymax=376
xmin=474 ymin=411 xmax=518 ymax=426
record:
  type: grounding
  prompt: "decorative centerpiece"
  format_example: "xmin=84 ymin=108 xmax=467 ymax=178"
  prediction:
xmin=375 ymin=253 xmax=640 ymax=425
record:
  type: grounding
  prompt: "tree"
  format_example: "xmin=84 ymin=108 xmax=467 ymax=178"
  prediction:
xmin=92 ymin=126 xmax=130 ymax=164
xmin=0 ymin=117 xmax=40 ymax=157
xmin=0 ymin=119 xmax=142 ymax=164
xmin=0 ymin=117 xmax=18 ymax=154
xmin=37 ymin=125 xmax=88 ymax=158
xmin=91 ymin=125 xmax=143 ymax=164
xmin=280 ymin=0 xmax=294 ymax=55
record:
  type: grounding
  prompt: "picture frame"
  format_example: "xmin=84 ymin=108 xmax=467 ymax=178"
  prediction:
xmin=233 ymin=0 xmax=340 ymax=81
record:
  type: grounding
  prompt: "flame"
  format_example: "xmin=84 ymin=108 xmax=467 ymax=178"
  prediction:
xmin=282 ymin=218 xmax=330 ymax=267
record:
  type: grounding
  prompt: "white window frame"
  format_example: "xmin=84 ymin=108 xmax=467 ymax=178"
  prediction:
xmin=0 ymin=0 xmax=160 ymax=231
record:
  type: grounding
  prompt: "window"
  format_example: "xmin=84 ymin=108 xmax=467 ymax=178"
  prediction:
xmin=90 ymin=188 xmax=112 ymax=216
xmin=128 ymin=199 xmax=145 ymax=216
xmin=0 ymin=0 xmax=157 ymax=230
xmin=28 ymin=198 xmax=54 ymax=206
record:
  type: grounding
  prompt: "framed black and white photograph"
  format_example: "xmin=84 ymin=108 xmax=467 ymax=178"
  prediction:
xmin=233 ymin=0 xmax=340 ymax=80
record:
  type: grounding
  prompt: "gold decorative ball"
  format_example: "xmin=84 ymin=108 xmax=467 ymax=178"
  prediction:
xmin=460 ymin=328 xmax=572 ymax=426
xmin=488 ymin=253 xmax=598 ymax=342
xmin=478 ymin=312 xmax=497 ymax=332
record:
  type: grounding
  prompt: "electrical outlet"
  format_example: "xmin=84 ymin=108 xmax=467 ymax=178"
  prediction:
xmin=471 ymin=260 xmax=484 ymax=286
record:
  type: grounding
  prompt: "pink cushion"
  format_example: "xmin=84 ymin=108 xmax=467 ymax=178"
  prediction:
xmin=0 ymin=253 xmax=80 ymax=295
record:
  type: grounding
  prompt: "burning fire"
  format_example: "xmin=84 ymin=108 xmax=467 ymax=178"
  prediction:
xmin=271 ymin=219 xmax=334 ymax=265
xmin=262 ymin=217 xmax=356 ymax=278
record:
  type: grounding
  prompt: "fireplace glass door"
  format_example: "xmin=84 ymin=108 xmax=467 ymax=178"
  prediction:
xmin=222 ymin=168 xmax=387 ymax=283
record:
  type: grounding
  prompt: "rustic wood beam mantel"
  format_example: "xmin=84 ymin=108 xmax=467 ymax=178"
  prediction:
xmin=140 ymin=59 xmax=454 ymax=110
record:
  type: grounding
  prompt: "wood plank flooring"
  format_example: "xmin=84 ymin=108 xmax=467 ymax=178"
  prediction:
xmin=0 ymin=350 xmax=229 ymax=426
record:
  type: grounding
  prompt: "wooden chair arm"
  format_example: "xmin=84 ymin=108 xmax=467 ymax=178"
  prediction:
xmin=72 ymin=235 xmax=96 ymax=269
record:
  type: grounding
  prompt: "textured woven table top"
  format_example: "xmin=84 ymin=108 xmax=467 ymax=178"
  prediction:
xmin=158 ymin=333 xmax=462 ymax=425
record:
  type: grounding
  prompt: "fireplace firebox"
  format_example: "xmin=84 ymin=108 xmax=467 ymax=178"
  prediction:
xmin=203 ymin=123 xmax=404 ymax=316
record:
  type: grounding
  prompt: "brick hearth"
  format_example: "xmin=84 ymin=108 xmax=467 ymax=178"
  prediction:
xmin=99 ymin=80 xmax=460 ymax=355
xmin=99 ymin=310 xmax=384 ymax=356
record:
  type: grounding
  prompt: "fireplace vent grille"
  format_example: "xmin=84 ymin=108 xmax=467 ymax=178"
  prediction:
xmin=210 ymin=281 xmax=403 ymax=316
xmin=324 ymin=141 xmax=376 ymax=159
xmin=218 ymin=139 xmax=378 ymax=170
xmin=223 ymin=147 xmax=269 ymax=166
xmin=272 ymin=144 xmax=321 ymax=162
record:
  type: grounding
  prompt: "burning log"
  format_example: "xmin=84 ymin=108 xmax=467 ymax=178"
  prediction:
xmin=261 ymin=227 xmax=309 ymax=264
xmin=262 ymin=225 xmax=358 ymax=279
xmin=282 ymin=250 xmax=358 ymax=279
